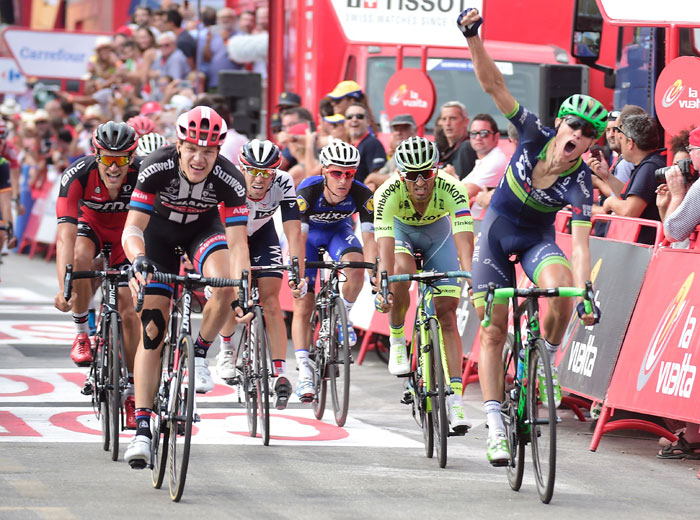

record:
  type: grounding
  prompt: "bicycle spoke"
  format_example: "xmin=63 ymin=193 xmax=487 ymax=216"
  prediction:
xmin=502 ymin=332 xmax=525 ymax=491
xmin=254 ymin=309 xmax=270 ymax=446
xmin=168 ymin=335 xmax=195 ymax=502
xmin=311 ymin=312 xmax=326 ymax=420
xmin=329 ymin=298 xmax=351 ymax=427
xmin=428 ymin=318 xmax=448 ymax=469
xmin=109 ymin=313 xmax=122 ymax=462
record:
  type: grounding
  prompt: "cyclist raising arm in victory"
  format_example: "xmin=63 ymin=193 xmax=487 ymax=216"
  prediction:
xmin=373 ymin=136 xmax=474 ymax=433
xmin=457 ymin=8 xmax=601 ymax=465
xmin=122 ymin=106 xmax=250 ymax=468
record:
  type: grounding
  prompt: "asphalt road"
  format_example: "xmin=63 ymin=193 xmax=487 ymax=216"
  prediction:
xmin=0 ymin=252 xmax=698 ymax=519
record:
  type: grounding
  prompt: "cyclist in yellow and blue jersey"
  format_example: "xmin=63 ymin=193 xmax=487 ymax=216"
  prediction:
xmin=457 ymin=8 xmax=602 ymax=465
xmin=373 ymin=136 xmax=474 ymax=434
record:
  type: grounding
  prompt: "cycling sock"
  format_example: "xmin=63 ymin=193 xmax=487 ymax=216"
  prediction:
xmin=342 ymin=296 xmax=354 ymax=318
xmin=295 ymin=349 xmax=312 ymax=379
xmin=72 ymin=311 xmax=89 ymax=334
xmin=484 ymin=400 xmax=505 ymax=434
xmin=389 ymin=324 xmax=405 ymax=345
xmin=194 ymin=334 xmax=212 ymax=358
xmin=273 ymin=359 xmax=286 ymax=377
xmin=450 ymin=377 xmax=463 ymax=398
xmin=219 ymin=333 xmax=233 ymax=352
xmin=135 ymin=408 xmax=153 ymax=438
xmin=543 ymin=339 xmax=560 ymax=364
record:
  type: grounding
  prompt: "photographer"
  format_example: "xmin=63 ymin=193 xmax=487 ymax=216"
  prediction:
xmin=657 ymin=127 xmax=700 ymax=245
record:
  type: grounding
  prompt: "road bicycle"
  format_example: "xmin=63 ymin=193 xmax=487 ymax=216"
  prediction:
xmin=481 ymin=280 xmax=597 ymax=504
xmin=305 ymin=248 xmax=376 ymax=427
xmin=148 ymin=268 xmax=248 ymax=502
xmin=380 ymin=254 xmax=471 ymax=469
xmin=64 ymin=244 xmax=143 ymax=462
xmin=230 ymin=259 xmax=299 ymax=446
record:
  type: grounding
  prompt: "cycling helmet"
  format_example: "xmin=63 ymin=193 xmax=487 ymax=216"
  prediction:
xmin=319 ymin=140 xmax=360 ymax=168
xmin=136 ymin=132 xmax=169 ymax=157
xmin=176 ymin=106 xmax=227 ymax=147
xmin=92 ymin=121 xmax=138 ymax=153
xmin=238 ymin=139 xmax=282 ymax=169
xmin=127 ymin=115 xmax=156 ymax=137
xmin=0 ymin=119 xmax=7 ymax=139
xmin=557 ymin=94 xmax=608 ymax=139
xmin=140 ymin=101 xmax=162 ymax=116
xmin=394 ymin=136 xmax=438 ymax=172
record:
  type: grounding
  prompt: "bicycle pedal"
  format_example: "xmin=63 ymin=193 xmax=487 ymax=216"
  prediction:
xmin=400 ymin=391 xmax=413 ymax=405
xmin=489 ymin=458 xmax=510 ymax=468
xmin=128 ymin=459 xmax=148 ymax=470
xmin=223 ymin=377 xmax=238 ymax=386
xmin=448 ymin=426 xmax=469 ymax=437
xmin=194 ymin=413 xmax=201 ymax=423
xmin=81 ymin=383 xmax=93 ymax=396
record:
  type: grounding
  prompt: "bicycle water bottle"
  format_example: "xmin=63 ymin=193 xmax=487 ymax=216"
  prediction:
xmin=516 ymin=347 xmax=525 ymax=382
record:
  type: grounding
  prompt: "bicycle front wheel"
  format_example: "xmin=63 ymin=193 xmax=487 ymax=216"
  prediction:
xmin=310 ymin=311 xmax=327 ymax=420
xmin=168 ymin=334 xmax=195 ymax=502
xmin=253 ymin=307 xmax=271 ymax=446
xmin=428 ymin=318 xmax=448 ymax=469
xmin=502 ymin=333 xmax=524 ymax=491
xmin=108 ymin=313 xmax=123 ymax=461
xmin=95 ymin=334 xmax=110 ymax=452
xmin=240 ymin=326 xmax=258 ymax=438
xmin=152 ymin=341 xmax=172 ymax=489
xmin=528 ymin=338 xmax=557 ymax=504
xmin=329 ymin=298 xmax=351 ymax=426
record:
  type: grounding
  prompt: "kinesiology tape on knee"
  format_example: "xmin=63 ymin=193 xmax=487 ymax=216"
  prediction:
xmin=141 ymin=308 xmax=166 ymax=350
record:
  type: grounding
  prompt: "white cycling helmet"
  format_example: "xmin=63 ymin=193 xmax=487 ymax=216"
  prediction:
xmin=136 ymin=132 xmax=169 ymax=157
xmin=319 ymin=140 xmax=361 ymax=169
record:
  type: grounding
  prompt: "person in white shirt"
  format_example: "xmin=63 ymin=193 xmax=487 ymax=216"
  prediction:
xmin=462 ymin=114 xmax=507 ymax=218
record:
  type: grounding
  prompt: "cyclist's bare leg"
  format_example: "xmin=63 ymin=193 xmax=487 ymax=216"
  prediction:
xmin=71 ymin=236 xmax=97 ymax=315
xmin=434 ymin=295 xmax=462 ymax=378
xmin=291 ymin=291 xmax=315 ymax=351
xmin=118 ymin=287 xmax=139 ymax=372
xmin=537 ymin=263 xmax=574 ymax=345
xmin=388 ymin=252 xmax=415 ymax=329
xmin=259 ymin=276 xmax=286 ymax=362
xmin=134 ymin=294 xmax=171 ymax=410
xmin=199 ymin=248 xmax=237 ymax=341
xmin=475 ymin=303 xmax=509 ymax=402
xmin=339 ymin=251 xmax=365 ymax=303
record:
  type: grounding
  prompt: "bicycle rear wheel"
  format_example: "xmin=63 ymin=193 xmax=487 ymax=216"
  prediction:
xmin=107 ymin=313 xmax=122 ymax=461
xmin=253 ymin=307 xmax=271 ymax=446
xmin=310 ymin=311 xmax=327 ymax=420
xmin=528 ymin=338 xmax=557 ymax=504
xmin=428 ymin=318 xmax=448 ymax=468
xmin=329 ymin=298 xmax=350 ymax=426
xmin=168 ymin=334 xmax=195 ymax=502
xmin=502 ymin=333 xmax=525 ymax=491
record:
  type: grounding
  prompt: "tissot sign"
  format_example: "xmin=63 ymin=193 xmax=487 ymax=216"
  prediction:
xmin=384 ymin=68 xmax=436 ymax=126
xmin=654 ymin=56 xmax=700 ymax=136
xmin=3 ymin=29 xmax=106 ymax=80
xmin=331 ymin=0 xmax=483 ymax=46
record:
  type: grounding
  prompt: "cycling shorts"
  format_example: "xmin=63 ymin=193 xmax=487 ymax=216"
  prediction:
xmin=144 ymin=210 xmax=227 ymax=297
xmin=77 ymin=221 xmax=128 ymax=267
xmin=471 ymin=209 xmax=571 ymax=307
xmin=393 ymin=216 xmax=461 ymax=298
xmin=250 ymin=220 xmax=283 ymax=280
xmin=305 ymin=221 xmax=362 ymax=288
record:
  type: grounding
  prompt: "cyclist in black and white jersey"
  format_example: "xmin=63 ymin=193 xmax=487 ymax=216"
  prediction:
xmin=122 ymin=106 xmax=250 ymax=469
xmin=215 ymin=139 xmax=307 ymax=410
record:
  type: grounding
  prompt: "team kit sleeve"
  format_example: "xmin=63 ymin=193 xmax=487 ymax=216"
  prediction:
xmin=352 ymin=181 xmax=375 ymax=233
xmin=442 ymin=174 xmax=474 ymax=234
xmin=277 ymin=171 xmax=301 ymax=222
xmin=295 ymin=178 xmax=315 ymax=233
xmin=567 ymin=169 xmax=594 ymax=229
xmin=504 ymin=100 xmax=551 ymax=144
xmin=373 ymin=175 xmax=402 ymax=239
xmin=129 ymin=155 xmax=160 ymax=215
xmin=55 ymin=158 xmax=87 ymax=225
xmin=220 ymin=168 xmax=249 ymax=227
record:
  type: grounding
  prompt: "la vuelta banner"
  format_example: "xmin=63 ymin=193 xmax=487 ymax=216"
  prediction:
xmin=555 ymin=237 xmax=653 ymax=401
xmin=606 ymin=249 xmax=700 ymax=423
xmin=654 ymin=56 xmax=700 ymax=137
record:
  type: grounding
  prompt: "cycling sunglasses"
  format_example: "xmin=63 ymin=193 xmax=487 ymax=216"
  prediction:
xmin=97 ymin=155 xmax=130 ymax=167
xmin=401 ymin=168 xmax=437 ymax=182
xmin=326 ymin=168 xmax=356 ymax=179
xmin=563 ymin=115 xmax=597 ymax=138
xmin=245 ymin=166 xmax=276 ymax=178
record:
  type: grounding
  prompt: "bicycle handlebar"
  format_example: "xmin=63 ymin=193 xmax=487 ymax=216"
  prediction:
xmin=63 ymin=263 xmax=145 ymax=312
xmin=151 ymin=269 xmax=249 ymax=311
xmin=305 ymin=260 xmax=376 ymax=270
xmin=378 ymin=269 xmax=471 ymax=304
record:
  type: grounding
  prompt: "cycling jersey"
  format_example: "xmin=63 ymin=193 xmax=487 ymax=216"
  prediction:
xmin=245 ymin=170 xmax=299 ymax=235
xmin=373 ymin=171 xmax=473 ymax=239
xmin=295 ymin=175 xmax=374 ymax=234
xmin=130 ymin=145 xmax=248 ymax=227
xmin=488 ymin=101 xmax=593 ymax=229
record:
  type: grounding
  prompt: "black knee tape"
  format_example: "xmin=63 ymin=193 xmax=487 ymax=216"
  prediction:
xmin=141 ymin=309 xmax=166 ymax=350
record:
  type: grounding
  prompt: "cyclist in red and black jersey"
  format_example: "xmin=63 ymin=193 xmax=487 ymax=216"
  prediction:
xmin=0 ymin=119 xmax=21 ymax=251
xmin=122 ymin=106 xmax=251 ymax=468
xmin=54 ymin=121 xmax=142 ymax=426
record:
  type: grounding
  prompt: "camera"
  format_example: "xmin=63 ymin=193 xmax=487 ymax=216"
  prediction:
xmin=655 ymin=158 xmax=696 ymax=184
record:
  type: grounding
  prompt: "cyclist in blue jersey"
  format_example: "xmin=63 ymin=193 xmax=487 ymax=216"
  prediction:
xmin=291 ymin=141 xmax=377 ymax=402
xmin=458 ymin=8 xmax=602 ymax=466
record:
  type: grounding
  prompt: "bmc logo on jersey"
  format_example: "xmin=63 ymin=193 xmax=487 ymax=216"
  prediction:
xmin=60 ymin=160 xmax=86 ymax=186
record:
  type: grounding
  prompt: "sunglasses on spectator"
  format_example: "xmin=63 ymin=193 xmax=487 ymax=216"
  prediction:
xmin=345 ymin=113 xmax=365 ymax=120
xmin=245 ymin=166 xmax=276 ymax=178
xmin=563 ymin=115 xmax=597 ymax=138
xmin=97 ymin=155 xmax=130 ymax=167
xmin=326 ymin=168 xmax=356 ymax=179
xmin=687 ymin=146 xmax=700 ymax=153
xmin=469 ymin=130 xmax=496 ymax=138
xmin=614 ymin=126 xmax=632 ymax=139
xmin=607 ymin=110 xmax=621 ymax=121
xmin=401 ymin=168 xmax=437 ymax=182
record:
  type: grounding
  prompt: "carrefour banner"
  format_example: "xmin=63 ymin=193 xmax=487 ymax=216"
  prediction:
xmin=606 ymin=249 xmax=700 ymax=423
xmin=555 ymin=238 xmax=653 ymax=401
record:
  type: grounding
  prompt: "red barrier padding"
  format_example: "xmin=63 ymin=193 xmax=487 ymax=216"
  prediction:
xmin=591 ymin=214 xmax=664 ymax=245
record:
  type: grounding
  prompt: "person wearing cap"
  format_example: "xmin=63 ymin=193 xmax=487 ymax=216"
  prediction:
xmin=277 ymin=91 xmax=302 ymax=112
xmin=320 ymin=113 xmax=348 ymax=144
xmin=327 ymin=80 xmax=364 ymax=117
xmin=344 ymin=102 xmax=386 ymax=184
xmin=87 ymin=36 xmax=121 ymax=91
xmin=363 ymin=114 xmax=417 ymax=191
xmin=151 ymin=31 xmax=191 ymax=81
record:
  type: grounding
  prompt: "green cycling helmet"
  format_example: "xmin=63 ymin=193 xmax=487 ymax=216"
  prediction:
xmin=557 ymin=94 xmax=608 ymax=139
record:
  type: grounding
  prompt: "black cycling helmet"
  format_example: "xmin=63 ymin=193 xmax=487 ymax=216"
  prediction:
xmin=239 ymin=139 xmax=282 ymax=169
xmin=92 ymin=121 xmax=138 ymax=153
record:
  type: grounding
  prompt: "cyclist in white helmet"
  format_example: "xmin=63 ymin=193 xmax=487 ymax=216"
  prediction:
xmin=373 ymin=136 xmax=475 ymax=434
xmin=291 ymin=140 xmax=377 ymax=402
xmin=135 ymin=132 xmax=169 ymax=158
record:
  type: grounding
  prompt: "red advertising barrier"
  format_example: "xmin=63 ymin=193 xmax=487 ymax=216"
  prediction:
xmin=591 ymin=247 xmax=700 ymax=451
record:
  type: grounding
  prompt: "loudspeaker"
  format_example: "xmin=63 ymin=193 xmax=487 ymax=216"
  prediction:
xmin=538 ymin=64 xmax=590 ymax=128
xmin=218 ymin=71 xmax=262 ymax=137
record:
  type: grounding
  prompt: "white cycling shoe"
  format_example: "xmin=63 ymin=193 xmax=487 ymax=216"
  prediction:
xmin=216 ymin=350 xmax=237 ymax=381
xmin=388 ymin=343 xmax=410 ymax=376
xmin=447 ymin=395 xmax=472 ymax=433
xmin=125 ymin=435 xmax=151 ymax=469
xmin=194 ymin=357 xmax=215 ymax=393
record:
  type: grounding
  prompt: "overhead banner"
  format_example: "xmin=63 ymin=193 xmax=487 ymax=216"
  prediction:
xmin=606 ymin=249 xmax=700 ymax=424
xmin=654 ymin=56 xmax=700 ymax=137
xmin=555 ymin=238 xmax=653 ymax=400
xmin=596 ymin=0 xmax=700 ymax=25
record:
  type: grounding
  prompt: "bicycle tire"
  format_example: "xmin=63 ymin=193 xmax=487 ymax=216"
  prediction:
xmin=502 ymin=333 xmax=525 ymax=491
xmin=329 ymin=297 xmax=351 ymax=426
xmin=96 ymin=333 xmax=110 ymax=452
xmin=108 ymin=313 xmax=121 ymax=461
xmin=253 ymin=307 xmax=271 ymax=446
xmin=413 ymin=314 xmax=433 ymax=459
xmin=240 ymin=325 xmax=257 ymax=438
xmin=528 ymin=338 xmax=557 ymax=504
xmin=152 ymin=341 xmax=172 ymax=489
xmin=168 ymin=334 xmax=195 ymax=502
xmin=311 ymin=311 xmax=327 ymax=420
xmin=428 ymin=318 xmax=448 ymax=468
